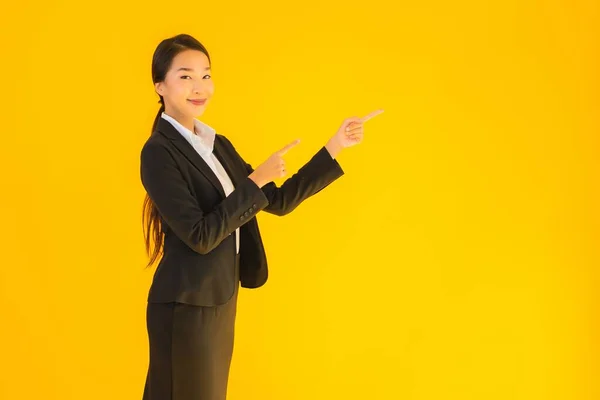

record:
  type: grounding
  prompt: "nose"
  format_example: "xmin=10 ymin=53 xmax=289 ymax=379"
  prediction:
xmin=193 ymin=80 xmax=206 ymax=94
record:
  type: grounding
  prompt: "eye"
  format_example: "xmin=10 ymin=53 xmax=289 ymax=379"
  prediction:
xmin=203 ymin=74 xmax=211 ymax=79
xmin=181 ymin=75 xmax=191 ymax=79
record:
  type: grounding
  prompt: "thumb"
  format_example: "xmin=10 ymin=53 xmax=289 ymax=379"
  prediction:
xmin=344 ymin=117 xmax=362 ymax=126
xmin=343 ymin=116 xmax=363 ymax=132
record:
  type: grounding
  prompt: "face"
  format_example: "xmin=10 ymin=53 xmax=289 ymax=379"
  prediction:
xmin=155 ymin=49 xmax=214 ymax=123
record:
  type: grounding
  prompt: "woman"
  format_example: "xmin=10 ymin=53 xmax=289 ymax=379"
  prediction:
xmin=140 ymin=33 xmax=380 ymax=400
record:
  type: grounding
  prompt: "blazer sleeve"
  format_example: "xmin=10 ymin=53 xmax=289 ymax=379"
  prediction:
xmin=221 ymin=136 xmax=345 ymax=216
xmin=140 ymin=141 xmax=270 ymax=254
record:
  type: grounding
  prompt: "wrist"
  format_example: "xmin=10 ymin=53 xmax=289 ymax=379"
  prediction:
xmin=249 ymin=174 xmax=265 ymax=188
xmin=325 ymin=138 xmax=343 ymax=159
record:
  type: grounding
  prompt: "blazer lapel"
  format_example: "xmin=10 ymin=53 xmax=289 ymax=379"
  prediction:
xmin=157 ymin=117 xmax=226 ymax=198
xmin=213 ymin=137 xmax=243 ymax=188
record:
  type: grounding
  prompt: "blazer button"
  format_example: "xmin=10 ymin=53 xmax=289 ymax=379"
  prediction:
xmin=244 ymin=211 xmax=249 ymax=217
xmin=253 ymin=204 xmax=257 ymax=209
xmin=239 ymin=215 xmax=244 ymax=220
xmin=248 ymin=208 xmax=253 ymax=213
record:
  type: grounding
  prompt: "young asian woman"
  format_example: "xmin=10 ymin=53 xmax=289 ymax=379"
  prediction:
xmin=140 ymin=33 xmax=382 ymax=400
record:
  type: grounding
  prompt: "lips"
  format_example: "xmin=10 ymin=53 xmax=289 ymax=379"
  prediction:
xmin=188 ymin=99 xmax=207 ymax=106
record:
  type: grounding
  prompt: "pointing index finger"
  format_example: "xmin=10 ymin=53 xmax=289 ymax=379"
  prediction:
xmin=277 ymin=139 xmax=301 ymax=155
xmin=360 ymin=109 xmax=384 ymax=123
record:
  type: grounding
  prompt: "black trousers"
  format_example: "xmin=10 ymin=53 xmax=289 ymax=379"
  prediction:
xmin=143 ymin=254 xmax=240 ymax=400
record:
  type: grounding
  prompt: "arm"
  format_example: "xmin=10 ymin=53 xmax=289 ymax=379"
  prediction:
xmin=222 ymin=137 xmax=345 ymax=216
xmin=140 ymin=141 xmax=269 ymax=254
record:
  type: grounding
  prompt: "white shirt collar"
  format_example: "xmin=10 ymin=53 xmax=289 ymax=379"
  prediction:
xmin=161 ymin=112 xmax=217 ymax=156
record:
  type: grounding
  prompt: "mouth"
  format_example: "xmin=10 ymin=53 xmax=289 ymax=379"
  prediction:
xmin=188 ymin=99 xmax=207 ymax=106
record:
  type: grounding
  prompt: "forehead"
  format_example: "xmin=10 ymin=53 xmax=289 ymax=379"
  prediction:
xmin=170 ymin=50 xmax=210 ymax=73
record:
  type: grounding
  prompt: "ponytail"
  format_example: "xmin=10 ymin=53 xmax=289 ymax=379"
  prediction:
xmin=151 ymin=97 xmax=165 ymax=133
xmin=142 ymin=97 xmax=165 ymax=268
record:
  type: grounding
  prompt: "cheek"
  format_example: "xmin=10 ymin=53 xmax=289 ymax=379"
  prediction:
xmin=175 ymin=83 xmax=190 ymax=98
xmin=206 ymin=81 xmax=215 ymax=97
xmin=164 ymin=81 xmax=186 ymax=100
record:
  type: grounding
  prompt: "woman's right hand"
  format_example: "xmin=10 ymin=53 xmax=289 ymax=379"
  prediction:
xmin=249 ymin=139 xmax=301 ymax=187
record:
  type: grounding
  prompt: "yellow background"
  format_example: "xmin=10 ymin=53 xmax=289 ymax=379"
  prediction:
xmin=1 ymin=0 xmax=598 ymax=399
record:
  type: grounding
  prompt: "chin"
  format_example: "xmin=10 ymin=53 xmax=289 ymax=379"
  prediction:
xmin=193 ymin=109 xmax=206 ymax=118
xmin=189 ymin=104 xmax=207 ymax=115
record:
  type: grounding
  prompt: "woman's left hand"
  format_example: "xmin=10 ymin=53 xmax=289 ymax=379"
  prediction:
xmin=326 ymin=109 xmax=384 ymax=158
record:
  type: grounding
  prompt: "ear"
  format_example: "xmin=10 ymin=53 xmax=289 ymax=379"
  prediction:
xmin=154 ymin=81 xmax=164 ymax=97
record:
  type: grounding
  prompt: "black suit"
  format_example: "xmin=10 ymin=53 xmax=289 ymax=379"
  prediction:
xmin=140 ymin=116 xmax=345 ymax=306
xmin=140 ymin=116 xmax=345 ymax=400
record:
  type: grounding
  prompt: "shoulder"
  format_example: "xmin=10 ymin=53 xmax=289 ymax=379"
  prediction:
xmin=215 ymin=133 xmax=243 ymax=157
xmin=215 ymin=132 xmax=233 ymax=147
xmin=140 ymin=132 xmax=175 ymax=164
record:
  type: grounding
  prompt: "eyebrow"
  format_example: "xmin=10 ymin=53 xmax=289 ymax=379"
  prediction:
xmin=176 ymin=67 xmax=211 ymax=72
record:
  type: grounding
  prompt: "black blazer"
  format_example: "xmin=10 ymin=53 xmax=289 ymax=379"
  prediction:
xmin=140 ymin=117 xmax=344 ymax=306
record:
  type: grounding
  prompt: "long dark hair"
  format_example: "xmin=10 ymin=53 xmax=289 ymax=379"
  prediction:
xmin=143 ymin=34 xmax=211 ymax=268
